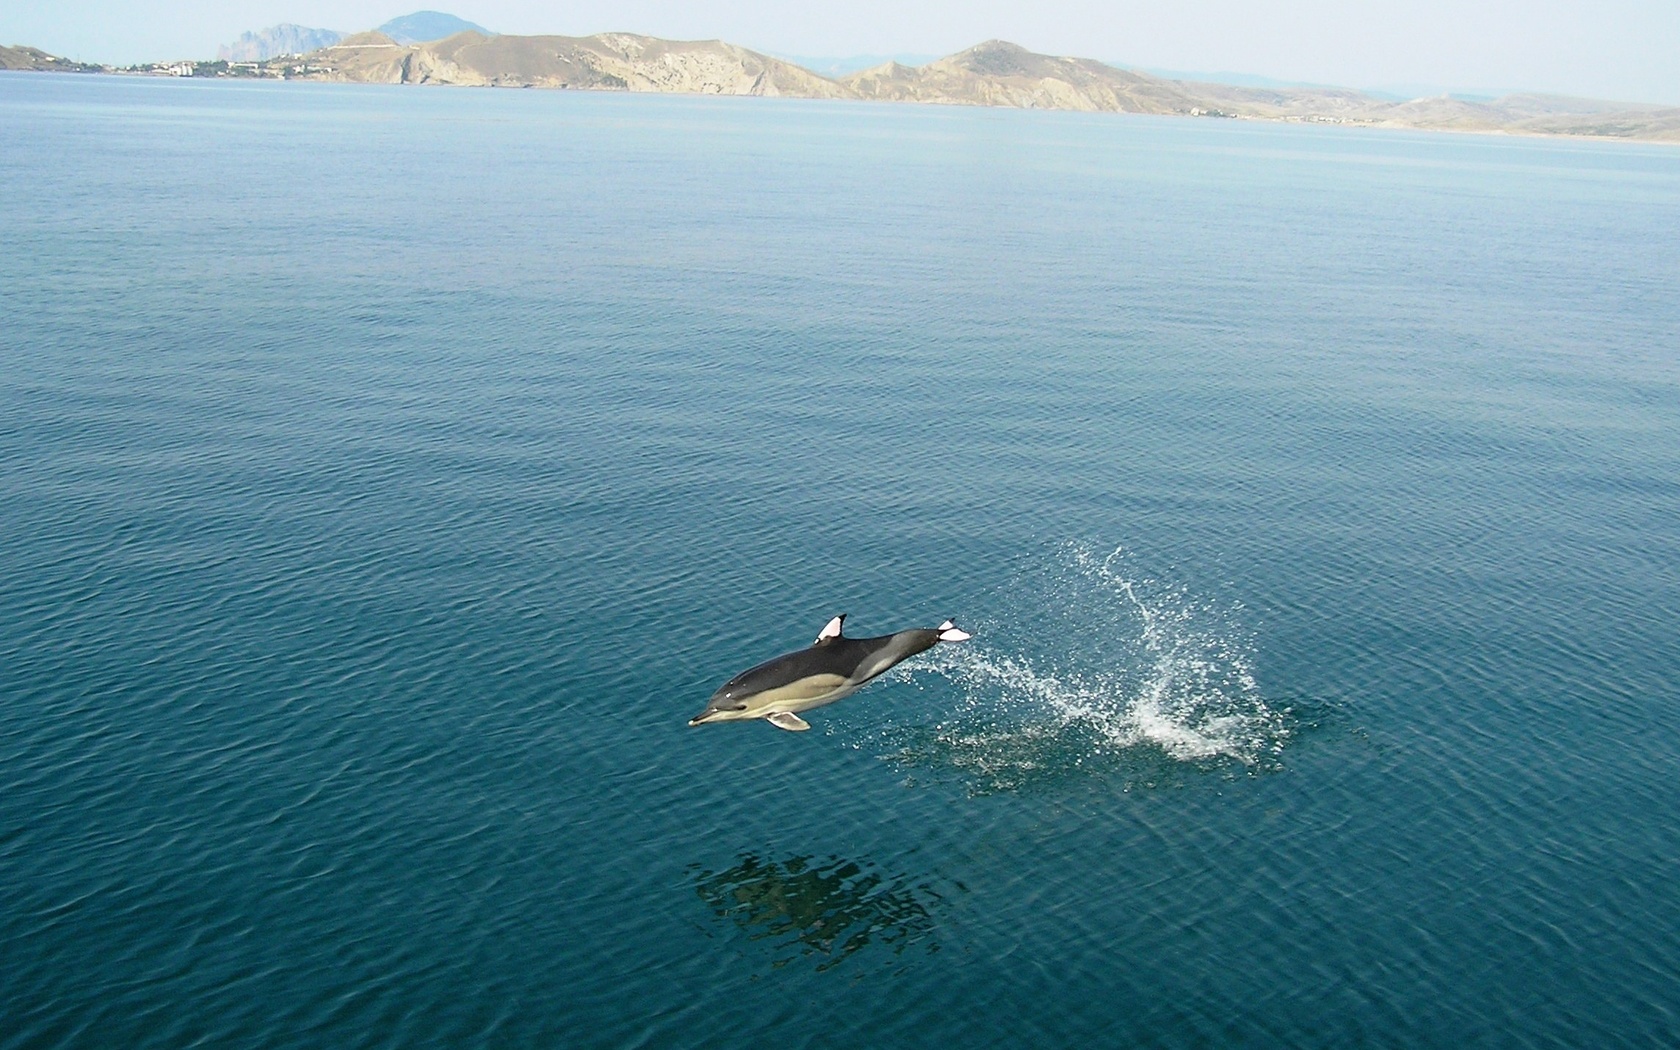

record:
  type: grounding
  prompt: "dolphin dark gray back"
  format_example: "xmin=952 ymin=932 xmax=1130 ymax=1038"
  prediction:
xmin=721 ymin=629 xmax=941 ymax=696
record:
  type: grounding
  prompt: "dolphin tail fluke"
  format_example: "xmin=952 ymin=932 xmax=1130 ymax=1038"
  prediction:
xmin=937 ymin=619 xmax=973 ymax=643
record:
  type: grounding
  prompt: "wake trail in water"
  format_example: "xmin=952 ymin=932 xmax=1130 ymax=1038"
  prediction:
xmin=870 ymin=543 xmax=1288 ymax=792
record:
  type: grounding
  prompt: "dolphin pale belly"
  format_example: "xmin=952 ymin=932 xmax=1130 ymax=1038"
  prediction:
xmin=689 ymin=615 xmax=973 ymax=731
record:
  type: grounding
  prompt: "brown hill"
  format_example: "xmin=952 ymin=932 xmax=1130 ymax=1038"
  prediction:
xmin=1513 ymin=106 xmax=1680 ymax=141
xmin=308 ymin=30 xmax=850 ymax=97
xmin=844 ymin=40 xmax=1197 ymax=113
xmin=0 ymin=44 xmax=100 ymax=72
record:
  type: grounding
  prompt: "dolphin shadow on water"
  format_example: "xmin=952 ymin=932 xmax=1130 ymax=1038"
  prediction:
xmin=690 ymin=852 xmax=948 ymax=973
xmin=689 ymin=614 xmax=972 ymax=732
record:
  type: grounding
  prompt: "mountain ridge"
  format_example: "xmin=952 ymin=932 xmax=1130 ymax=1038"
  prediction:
xmin=288 ymin=31 xmax=1676 ymax=140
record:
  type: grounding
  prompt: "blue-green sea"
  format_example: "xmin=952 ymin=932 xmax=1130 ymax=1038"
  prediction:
xmin=4 ymin=72 xmax=1679 ymax=1047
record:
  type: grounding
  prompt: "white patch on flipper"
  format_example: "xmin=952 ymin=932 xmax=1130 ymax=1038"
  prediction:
xmin=816 ymin=614 xmax=845 ymax=644
xmin=938 ymin=620 xmax=973 ymax=643
xmin=767 ymin=712 xmax=811 ymax=732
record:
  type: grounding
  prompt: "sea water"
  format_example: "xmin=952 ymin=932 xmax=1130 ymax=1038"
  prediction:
xmin=3 ymin=72 xmax=1679 ymax=1047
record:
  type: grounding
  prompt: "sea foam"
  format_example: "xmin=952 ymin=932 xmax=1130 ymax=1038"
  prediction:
xmin=869 ymin=544 xmax=1288 ymax=792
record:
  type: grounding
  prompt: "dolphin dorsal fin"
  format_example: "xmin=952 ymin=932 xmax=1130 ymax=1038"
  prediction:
xmin=815 ymin=614 xmax=846 ymax=644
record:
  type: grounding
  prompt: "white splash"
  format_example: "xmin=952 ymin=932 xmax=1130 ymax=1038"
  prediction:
xmin=877 ymin=544 xmax=1287 ymax=790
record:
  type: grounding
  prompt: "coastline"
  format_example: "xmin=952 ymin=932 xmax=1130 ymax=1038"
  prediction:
xmin=3 ymin=45 xmax=1675 ymax=146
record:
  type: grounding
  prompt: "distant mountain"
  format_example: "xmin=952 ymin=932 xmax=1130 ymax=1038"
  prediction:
xmin=836 ymin=40 xmax=1680 ymax=139
xmin=212 ymin=12 xmax=484 ymax=60
xmin=773 ymin=53 xmax=939 ymax=79
xmin=217 ymin=24 xmax=343 ymax=61
xmin=1132 ymin=65 xmax=1369 ymax=94
xmin=377 ymin=12 xmax=490 ymax=45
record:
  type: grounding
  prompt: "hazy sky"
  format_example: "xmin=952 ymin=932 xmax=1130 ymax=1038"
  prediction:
xmin=4 ymin=0 xmax=1678 ymax=104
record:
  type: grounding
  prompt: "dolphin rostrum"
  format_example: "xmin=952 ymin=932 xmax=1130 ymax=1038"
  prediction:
xmin=688 ymin=615 xmax=973 ymax=731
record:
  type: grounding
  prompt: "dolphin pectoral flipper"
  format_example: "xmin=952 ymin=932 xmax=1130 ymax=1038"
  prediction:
xmin=767 ymin=712 xmax=811 ymax=732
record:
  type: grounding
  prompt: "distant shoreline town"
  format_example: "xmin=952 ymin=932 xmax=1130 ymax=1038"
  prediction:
xmin=4 ymin=11 xmax=1676 ymax=143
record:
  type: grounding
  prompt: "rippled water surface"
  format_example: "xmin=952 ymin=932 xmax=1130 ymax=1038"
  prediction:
xmin=4 ymin=73 xmax=1680 ymax=1047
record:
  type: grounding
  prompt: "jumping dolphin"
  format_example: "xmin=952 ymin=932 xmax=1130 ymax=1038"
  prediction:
xmin=688 ymin=615 xmax=973 ymax=731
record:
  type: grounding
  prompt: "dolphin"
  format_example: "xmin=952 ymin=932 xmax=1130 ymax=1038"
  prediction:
xmin=688 ymin=614 xmax=973 ymax=731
